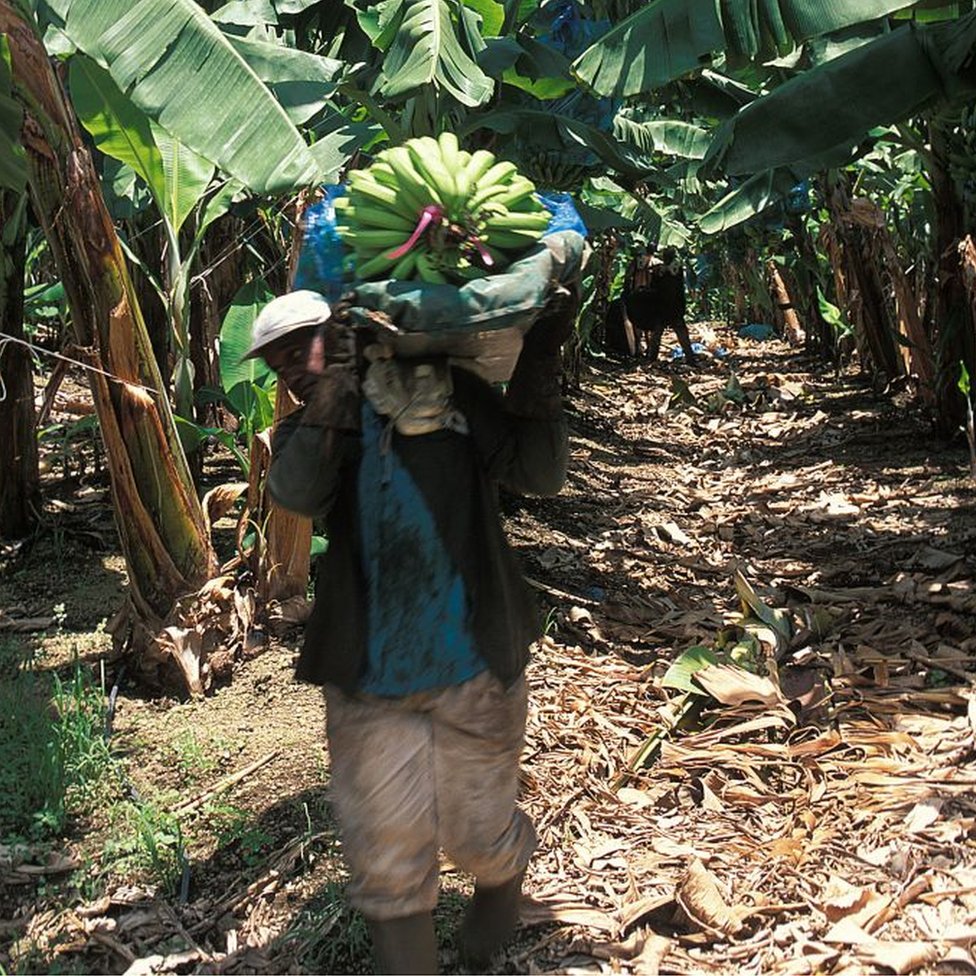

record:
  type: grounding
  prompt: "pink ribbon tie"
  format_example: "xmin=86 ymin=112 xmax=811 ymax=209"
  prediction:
xmin=386 ymin=205 xmax=444 ymax=260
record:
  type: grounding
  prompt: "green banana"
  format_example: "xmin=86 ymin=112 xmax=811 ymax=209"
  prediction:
xmin=355 ymin=249 xmax=400 ymax=280
xmin=339 ymin=136 xmax=551 ymax=283
xmin=495 ymin=178 xmax=538 ymax=209
xmin=415 ymin=251 xmax=448 ymax=284
xmin=468 ymin=161 xmax=519 ymax=210
xmin=346 ymin=172 xmax=403 ymax=210
xmin=390 ymin=250 xmax=418 ymax=280
xmin=373 ymin=149 xmax=432 ymax=214
xmin=461 ymin=149 xmax=497 ymax=187
xmin=339 ymin=227 xmax=409 ymax=249
xmin=482 ymin=211 xmax=550 ymax=232
xmin=482 ymin=228 xmax=542 ymax=250
xmin=339 ymin=205 xmax=415 ymax=232
xmin=407 ymin=140 xmax=456 ymax=212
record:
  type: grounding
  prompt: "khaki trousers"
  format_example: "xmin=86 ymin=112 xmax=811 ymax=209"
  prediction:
xmin=324 ymin=670 xmax=537 ymax=921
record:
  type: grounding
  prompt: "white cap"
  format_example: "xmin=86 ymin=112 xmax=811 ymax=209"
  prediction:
xmin=242 ymin=290 xmax=332 ymax=359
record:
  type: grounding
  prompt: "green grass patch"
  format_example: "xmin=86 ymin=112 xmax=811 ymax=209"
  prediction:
xmin=202 ymin=801 xmax=274 ymax=866
xmin=281 ymin=881 xmax=372 ymax=975
xmin=0 ymin=644 xmax=112 ymax=840
xmin=169 ymin=726 xmax=223 ymax=780
xmin=99 ymin=798 xmax=187 ymax=897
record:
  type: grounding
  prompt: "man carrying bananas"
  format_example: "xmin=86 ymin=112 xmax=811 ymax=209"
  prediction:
xmin=246 ymin=269 xmax=579 ymax=974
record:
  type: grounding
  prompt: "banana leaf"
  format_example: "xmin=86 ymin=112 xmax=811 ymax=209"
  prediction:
xmin=469 ymin=107 xmax=642 ymax=177
xmin=613 ymin=117 xmax=712 ymax=160
xmin=210 ymin=1 xmax=278 ymax=27
xmin=573 ymin=0 xmax=921 ymax=97
xmin=68 ymin=56 xmax=165 ymax=194
xmin=704 ymin=13 xmax=976 ymax=178
xmin=373 ymin=0 xmax=494 ymax=106
xmin=274 ymin=0 xmax=323 ymax=13
xmin=894 ymin=0 xmax=976 ymax=22
xmin=501 ymin=34 xmax=576 ymax=99
xmin=698 ymin=140 xmax=860 ymax=233
xmin=804 ymin=17 xmax=892 ymax=66
xmin=228 ymin=36 xmax=347 ymax=126
xmin=461 ymin=0 xmax=505 ymax=37
xmin=38 ymin=0 xmax=320 ymax=194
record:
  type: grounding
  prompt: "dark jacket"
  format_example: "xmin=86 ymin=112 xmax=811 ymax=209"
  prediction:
xmin=268 ymin=364 xmax=567 ymax=693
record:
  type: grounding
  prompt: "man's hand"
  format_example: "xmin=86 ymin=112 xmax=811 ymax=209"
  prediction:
xmin=262 ymin=312 xmax=361 ymax=431
xmin=299 ymin=316 xmax=361 ymax=431
xmin=521 ymin=280 xmax=581 ymax=359
xmin=306 ymin=309 xmax=357 ymax=377
xmin=505 ymin=280 xmax=580 ymax=418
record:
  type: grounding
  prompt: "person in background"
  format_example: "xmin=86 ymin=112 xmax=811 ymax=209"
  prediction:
xmin=246 ymin=275 xmax=579 ymax=974
xmin=622 ymin=242 xmax=697 ymax=366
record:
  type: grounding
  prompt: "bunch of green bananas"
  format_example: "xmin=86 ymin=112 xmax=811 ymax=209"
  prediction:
xmin=334 ymin=133 xmax=551 ymax=284
xmin=517 ymin=149 xmax=596 ymax=193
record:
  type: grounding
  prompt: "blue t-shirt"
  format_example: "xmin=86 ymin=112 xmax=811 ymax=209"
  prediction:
xmin=356 ymin=405 xmax=485 ymax=696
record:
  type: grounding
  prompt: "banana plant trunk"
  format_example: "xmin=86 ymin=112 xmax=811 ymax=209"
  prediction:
xmin=787 ymin=215 xmax=833 ymax=360
xmin=825 ymin=177 xmax=903 ymax=382
xmin=929 ymin=120 xmax=976 ymax=436
xmin=2 ymin=7 xmax=216 ymax=664
xmin=0 ymin=190 xmax=39 ymax=539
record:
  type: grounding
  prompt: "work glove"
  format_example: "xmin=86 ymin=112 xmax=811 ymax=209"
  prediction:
xmin=518 ymin=228 xmax=585 ymax=360
xmin=520 ymin=279 xmax=581 ymax=359
xmin=506 ymin=278 xmax=581 ymax=417
xmin=299 ymin=307 xmax=362 ymax=432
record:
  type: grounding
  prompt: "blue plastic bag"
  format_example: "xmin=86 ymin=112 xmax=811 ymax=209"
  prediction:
xmin=292 ymin=185 xmax=350 ymax=302
xmin=538 ymin=191 xmax=588 ymax=238
xmin=738 ymin=323 xmax=776 ymax=341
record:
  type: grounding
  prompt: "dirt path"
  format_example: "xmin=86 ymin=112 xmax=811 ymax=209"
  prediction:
xmin=3 ymin=337 xmax=975 ymax=974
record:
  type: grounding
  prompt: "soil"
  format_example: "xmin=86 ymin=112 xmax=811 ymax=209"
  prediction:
xmin=2 ymin=331 xmax=975 ymax=975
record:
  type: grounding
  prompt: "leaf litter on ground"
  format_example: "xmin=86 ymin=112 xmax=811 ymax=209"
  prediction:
xmin=4 ymin=336 xmax=976 ymax=974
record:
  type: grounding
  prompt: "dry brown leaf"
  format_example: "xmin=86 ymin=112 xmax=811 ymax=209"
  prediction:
xmin=693 ymin=663 xmax=786 ymax=707
xmin=574 ymin=838 xmax=626 ymax=869
xmin=0 ymin=614 xmax=56 ymax=632
xmin=676 ymin=858 xmax=743 ymax=937
xmin=158 ymin=626 xmax=203 ymax=695
xmin=631 ymin=932 xmax=671 ymax=975
xmin=821 ymin=877 xmax=876 ymax=923
xmin=519 ymin=896 xmax=618 ymax=934
xmin=122 ymin=949 xmax=209 ymax=975
xmin=858 ymin=941 xmax=939 ymax=974
xmin=657 ymin=521 xmax=692 ymax=547
xmin=617 ymin=788 xmax=654 ymax=809
xmin=202 ymin=482 xmax=248 ymax=535
xmin=942 ymin=923 xmax=976 ymax=946
xmin=617 ymin=893 xmax=674 ymax=933
xmin=903 ymin=799 xmax=942 ymax=833
xmin=768 ymin=833 xmax=807 ymax=864
xmin=590 ymin=926 xmax=671 ymax=974
xmin=822 ymin=917 xmax=876 ymax=945
xmin=13 ymin=853 xmax=79 ymax=875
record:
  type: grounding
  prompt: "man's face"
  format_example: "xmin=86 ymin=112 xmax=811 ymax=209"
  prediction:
xmin=261 ymin=328 xmax=317 ymax=399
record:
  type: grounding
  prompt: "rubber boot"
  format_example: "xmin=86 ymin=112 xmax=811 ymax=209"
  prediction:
xmin=457 ymin=869 xmax=525 ymax=971
xmin=367 ymin=912 xmax=438 ymax=975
